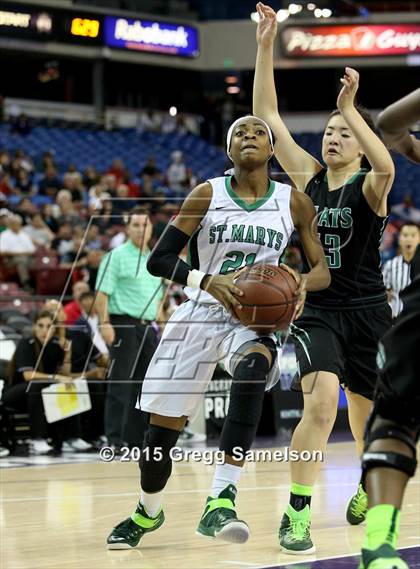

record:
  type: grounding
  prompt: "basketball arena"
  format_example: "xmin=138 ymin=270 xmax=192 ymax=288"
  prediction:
xmin=1 ymin=1 xmax=419 ymax=568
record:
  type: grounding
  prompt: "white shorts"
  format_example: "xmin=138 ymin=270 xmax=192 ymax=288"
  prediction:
xmin=139 ymin=301 xmax=281 ymax=419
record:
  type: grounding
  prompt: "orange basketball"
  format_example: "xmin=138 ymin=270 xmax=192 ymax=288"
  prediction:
xmin=233 ymin=264 xmax=298 ymax=333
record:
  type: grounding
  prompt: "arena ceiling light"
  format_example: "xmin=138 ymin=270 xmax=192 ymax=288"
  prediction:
xmin=307 ymin=3 xmax=317 ymax=10
xmin=250 ymin=11 xmax=260 ymax=22
xmin=277 ymin=9 xmax=289 ymax=22
xmin=227 ymin=86 xmax=240 ymax=94
xmin=322 ymin=8 xmax=333 ymax=17
xmin=169 ymin=106 xmax=177 ymax=116
xmin=288 ymin=4 xmax=303 ymax=14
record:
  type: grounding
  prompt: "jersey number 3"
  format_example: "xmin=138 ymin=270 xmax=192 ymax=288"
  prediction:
xmin=320 ymin=233 xmax=341 ymax=269
xmin=220 ymin=251 xmax=256 ymax=274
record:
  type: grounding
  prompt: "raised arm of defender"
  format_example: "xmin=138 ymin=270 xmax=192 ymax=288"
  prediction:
xmin=253 ymin=2 xmax=322 ymax=190
xmin=335 ymin=67 xmax=395 ymax=212
xmin=377 ymin=87 xmax=420 ymax=164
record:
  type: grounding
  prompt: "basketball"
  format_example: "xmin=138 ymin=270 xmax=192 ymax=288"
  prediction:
xmin=232 ymin=264 xmax=299 ymax=333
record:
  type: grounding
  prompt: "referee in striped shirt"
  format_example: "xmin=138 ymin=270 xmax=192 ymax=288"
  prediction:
xmin=95 ymin=209 xmax=163 ymax=450
xmin=382 ymin=222 xmax=420 ymax=318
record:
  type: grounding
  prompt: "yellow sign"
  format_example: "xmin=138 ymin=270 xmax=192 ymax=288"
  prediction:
xmin=70 ymin=18 xmax=99 ymax=38
xmin=56 ymin=384 xmax=79 ymax=415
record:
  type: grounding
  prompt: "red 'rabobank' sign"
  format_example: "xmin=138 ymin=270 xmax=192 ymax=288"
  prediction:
xmin=282 ymin=24 xmax=420 ymax=57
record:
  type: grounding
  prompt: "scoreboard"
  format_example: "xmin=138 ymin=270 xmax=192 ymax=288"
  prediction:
xmin=0 ymin=3 xmax=199 ymax=57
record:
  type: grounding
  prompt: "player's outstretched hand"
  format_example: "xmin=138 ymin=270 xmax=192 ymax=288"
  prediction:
xmin=337 ymin=67 xmax=359 ymax=113
xmin=280 ymin=263 xmax=307 ymax=320
xmin=202 ymin=270 xmax=245 ymax=314
xmin=256 ymin=2 xmax=278 ymax=47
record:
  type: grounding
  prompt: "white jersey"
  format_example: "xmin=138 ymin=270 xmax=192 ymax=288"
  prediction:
xmin=185 ymin=175 xmax=295 ymax=304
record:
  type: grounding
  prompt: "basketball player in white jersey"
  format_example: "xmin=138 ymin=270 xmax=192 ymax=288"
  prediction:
xmin=107 ymin=115 xmax=330 ymax=549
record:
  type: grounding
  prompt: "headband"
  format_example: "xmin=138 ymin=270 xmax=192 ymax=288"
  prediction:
xmin=226 ymin=115 xmax=274 ymax=161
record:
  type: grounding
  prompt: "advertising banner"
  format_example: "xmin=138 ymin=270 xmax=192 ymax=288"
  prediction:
xmin=104 ymin=16 xmax=199 ymax=57
xmin=282 ymin=24 xmax=420 ymax=58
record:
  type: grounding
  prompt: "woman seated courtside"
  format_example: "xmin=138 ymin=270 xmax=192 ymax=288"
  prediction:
xmin=2 ymin=310 xmax=86 ymax=454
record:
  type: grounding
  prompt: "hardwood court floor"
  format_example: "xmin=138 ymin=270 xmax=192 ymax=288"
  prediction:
xmin=2 ymin=442 xmax=419 ymax=569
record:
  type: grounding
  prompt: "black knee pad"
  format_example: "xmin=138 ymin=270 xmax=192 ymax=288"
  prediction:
xmin=220 ymin=351 xmax=270 ymax=456
xmin=361 ymin=403 xmax=419 ymax=485
xmin=139 ymin=424 xmax=179 ymax=493
xmin=255 ymin=336 xmax=278 ymax=369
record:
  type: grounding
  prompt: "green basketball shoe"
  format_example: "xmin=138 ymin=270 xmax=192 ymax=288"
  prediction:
xmin=347 ymin=484 xmax=368 ymax=525
xmin=107 ymin=502 xmax=165 ymax=549
xmin=358 ymin=544 xmax=409 ymax=569
xmin=279 ymin=504 xmax=316 ymax=555
xmin=196 ymin=484 xmax=249 ymax=543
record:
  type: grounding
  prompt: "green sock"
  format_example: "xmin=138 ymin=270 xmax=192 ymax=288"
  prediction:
xmin=364 ymin=505 xmax=401 ymax=550
xmin=290 ymin=482 xmax=313 ymax=512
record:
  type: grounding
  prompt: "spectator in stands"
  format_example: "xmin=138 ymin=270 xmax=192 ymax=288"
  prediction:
xmin=92 ymin=199 xmax=118 ymax=233
xmin=38 ymin=166 xmax=61 ymax=197
xmin=109 ymin=229 xmax=126 ymax=250
xmin=60 ymin=235 xmax=88 ymax=268
xmin=55 ymin=189 xmax=80 ymax=227
xmin=84 ymin=249 xmax=105 ymax=291
xmin=0 ymin=171 xmax=12 ymax=196
xmin=11 ymin=113 xmax=31 ymax=136
xmin=62 ymin=172 xmax=84 ymax=203
xmin=140 ymin=175 xmax=154 ymax=202
xmin=107 ymin=158 xmax=126 ymax=185
xmin=161 ymin=112 xmax=177 ymax=134
xmin=10 ymin=149 xmax=33 ymax=177
xmin=1 ymin=310 xmax=77 ymax=454
xmin=38 ymin=150 xmax=56 ymax=172
xmin=23 ymin=212 xmax=54 ymax=248
xmin=382 ymin=223 xmax=420 ymax=318
xmin=14 ymin=168 xmax=35 ymax=196
xmin=101 ymin=174 xmax=117 ymax=198
xmin=64 ymin=281 xmax=90 ymax=325
xmin=120 ymin=172 xmax=139 ymax=198
xmin=391 ymin=194 xmax=420 ymax=226
xmin=140 ymin=156 xmax=161 ymax=184
xmin=136 ymin=109 xmax=161 ymax=133
xmin=88 ymin=181 xmax=108 ymax=214
xmin=152 ymin=203 xmax=177 ymax=240
xmin=83 ymin=224 xmax=101 ymax=251
xmin=15 ymin=197 xmax=37 ymax=224
xmin=0 ymin=150 xmax=10 ymax=173
xmin=41 ymin=203 xmax=59 ymax=233
xmin=166 ymin=150 xmax=188 ymax=195
xmin=66 ymin=163 xmax=81 ymax=177
xmin=45 ymin=299 xmax=108 ymax=447
xmin=51 ymin=222 xmax=74 ymax=260
xmin=0 ymin=208 xmax=11 ymax=233
xmin=113 ymin=184 xmax=136 ymax=216
xmin=0 ymin=214 xmax=35 ymax=289
xmin=74 ymin=291 xmax=109 ymax=356
xmin=83 ymin=166 xmax=99 ymax=189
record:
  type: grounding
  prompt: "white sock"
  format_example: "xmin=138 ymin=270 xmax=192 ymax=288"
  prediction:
xmin=140 ymin=490 xmax=163 ymax=518
xmin=211 ymin=463 xmax=243 ymax=497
